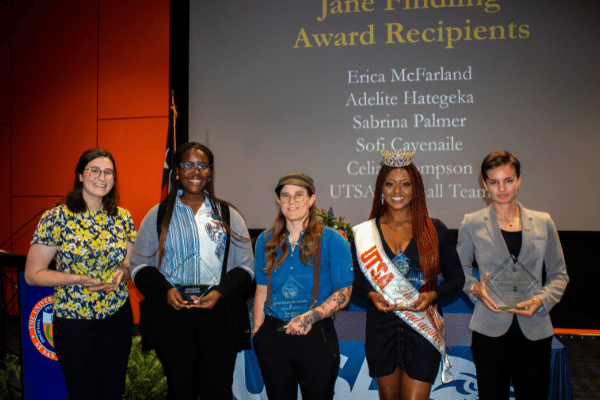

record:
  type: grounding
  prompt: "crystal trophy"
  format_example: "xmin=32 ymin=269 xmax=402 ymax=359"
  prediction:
xmin=83 ymin=244 xmax=114 ymax=284
xmin=266 ymin=275 xmax=311 ymax=322
xmin=391 ymin=254 xmax=427 ymax=308
xmin=486 ymin=256 xmax=540 ymax=310
xmin=392 ymin=283 xmax=421 ymax=308
xmin=173 ymin=255 xmax=220 ymax=303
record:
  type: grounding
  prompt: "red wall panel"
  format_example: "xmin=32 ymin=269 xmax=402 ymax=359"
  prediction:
xmin=0 ymin=126 xmax=11 ymax=250
xmin=11 ymin=0 xmax=99 ymax=197
xmin=98 ymin=0 xmax=170 ymax=119
xmin=10 ymin=196 xmax=64 ymax=256
xmin=98 ymin=117 xmax=167 ymax=228
xmin=5 ymin=0 xmax=169 ymax=322
xmin=0 ymin=3 xmax=10 ymax=125
xmin=99 ymin=116 xmax=167 ymax=325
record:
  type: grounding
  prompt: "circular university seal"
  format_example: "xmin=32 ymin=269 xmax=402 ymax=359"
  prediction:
xmin=28 ymin=295 xmax=57 ymax=360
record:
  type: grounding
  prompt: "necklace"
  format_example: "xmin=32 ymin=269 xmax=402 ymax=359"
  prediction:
xmin=504 ymin=208 xmax=520 ymax=231
xmin=384 ymin=217 xmax=411 ymax=232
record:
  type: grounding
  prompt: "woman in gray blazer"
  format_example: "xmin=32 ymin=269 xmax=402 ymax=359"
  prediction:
xmin=457 ymin=151 xmax=568 ymax=400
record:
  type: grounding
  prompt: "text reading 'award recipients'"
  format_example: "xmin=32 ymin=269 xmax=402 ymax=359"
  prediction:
xmin=295 ymin=0 xmax=529 ymax=50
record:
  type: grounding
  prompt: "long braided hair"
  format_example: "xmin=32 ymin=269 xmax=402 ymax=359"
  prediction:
xmin=157 ymin=142 xmax=247 ymax=267
xmin=369 ymin=163 xmax=439 ymax=292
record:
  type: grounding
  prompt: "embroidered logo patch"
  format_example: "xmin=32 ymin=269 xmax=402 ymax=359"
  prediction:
xmin=28 ymin=296 xmax=57 ymax=360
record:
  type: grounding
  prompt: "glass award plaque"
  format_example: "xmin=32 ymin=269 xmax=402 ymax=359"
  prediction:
xmin=405 ymin=265 xmax=426 ymax=292
xmin=392 ymin=283 xmax=421 ymax=308
xmin=266 ymin=275 xmax=311 ymax=322
xmin=83 ymin=244 xmax=102 ymax=281
xmin=391 ymin=254 xmax=427 ymax=308
xmin=487 ymin=256 xmax=540 ymax=310
xmin=173 ymin=255 xmax=220 ymax=303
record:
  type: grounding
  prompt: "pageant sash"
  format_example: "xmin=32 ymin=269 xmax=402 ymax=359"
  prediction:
xmin=353 ymin=219 xmax=453 ymax=383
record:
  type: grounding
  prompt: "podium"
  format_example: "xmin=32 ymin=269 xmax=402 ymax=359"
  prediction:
xmin=1 ymin=252 xmax=68 ymax=400
xmin=19 ymin=272 xmax=69 ymax=400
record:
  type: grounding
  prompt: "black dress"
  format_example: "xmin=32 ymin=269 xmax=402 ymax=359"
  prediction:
xmin=351 ymin=218 xmax=464 ymax=383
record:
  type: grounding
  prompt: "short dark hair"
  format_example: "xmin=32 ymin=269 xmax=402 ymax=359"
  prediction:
xmin=64 ymin=148 xmax=118 ymax=215
xmin=481 ymin=150 xmax=520 ymax=181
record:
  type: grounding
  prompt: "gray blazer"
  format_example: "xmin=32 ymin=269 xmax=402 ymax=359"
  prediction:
xmin=457 ymin=203 xmax=568 ymax=340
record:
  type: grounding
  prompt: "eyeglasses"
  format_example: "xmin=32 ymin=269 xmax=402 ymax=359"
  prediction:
xmin=180 ymin=162 xmax=210 ymax=173
xmin=84 ymin=167 xmax=114 ymax=179
xmin=279 ymin=192 xmax=307 ymax=204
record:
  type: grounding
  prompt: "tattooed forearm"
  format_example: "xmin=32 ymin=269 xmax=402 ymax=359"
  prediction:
xmin=287 ymin=286 xmax=353 ymax=334
xmin=334 ymin=288 xmax=349 ymax=309
xmin=304 ymin=309 xmax=323 ymax=325
xmin=311 ymin=285 xmax=352 ymax=323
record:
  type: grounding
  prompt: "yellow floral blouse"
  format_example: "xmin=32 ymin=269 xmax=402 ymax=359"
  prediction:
xmin=31 ymin=205 xmax=137 ymax=319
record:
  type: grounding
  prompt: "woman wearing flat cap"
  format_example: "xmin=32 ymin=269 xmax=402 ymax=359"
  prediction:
xmin=252 ymin=172 xmax=354 ymax=400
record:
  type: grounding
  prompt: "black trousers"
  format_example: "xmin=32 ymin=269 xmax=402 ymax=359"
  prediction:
xmin=471 ymin=321 xmax=552 ymax=400
xmin=151 ymin=300 xmax=238 ymax=400
xmin=53 ymin=300 xmax=133 ymax=400
xmin=253 ymin=315 xmax=340 ymax=400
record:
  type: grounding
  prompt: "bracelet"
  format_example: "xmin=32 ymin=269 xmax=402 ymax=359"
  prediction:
xmin=470 ymin=283 xmax=477 ymax=295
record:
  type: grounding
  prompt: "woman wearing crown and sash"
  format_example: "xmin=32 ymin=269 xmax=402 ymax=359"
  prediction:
xmin=252 ymin=172 xmax=354 ymax=400
xmin=352 ymin=149 xmax=464 ymax=400
xmin=457 ymin=151 xmax=568 ymax=400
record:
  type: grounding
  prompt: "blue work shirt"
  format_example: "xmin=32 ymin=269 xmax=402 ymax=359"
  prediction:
xmin=255 ymin=226 xmax=354 ymax=317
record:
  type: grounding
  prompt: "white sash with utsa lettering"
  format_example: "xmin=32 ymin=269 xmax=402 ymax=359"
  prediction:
xmin=353 ymin=219 xmax=453 ymax=384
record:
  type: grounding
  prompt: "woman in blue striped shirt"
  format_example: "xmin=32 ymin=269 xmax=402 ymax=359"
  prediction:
xmin=131 ymin=142 xmax=255 ymax=400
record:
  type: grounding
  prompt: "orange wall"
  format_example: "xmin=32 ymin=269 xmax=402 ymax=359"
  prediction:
xmin=1 ymin=0 xmax=170 ymax=321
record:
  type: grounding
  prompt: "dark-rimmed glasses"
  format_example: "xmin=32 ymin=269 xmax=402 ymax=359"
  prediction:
xmin=180 ymin=162 xmax=210 ymax=173
xmin=84 ymin=167 xmax=114 ymax=179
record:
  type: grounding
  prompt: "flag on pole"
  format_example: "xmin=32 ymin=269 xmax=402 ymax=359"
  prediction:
xmin=161 ymin=90 xmax=178 ymax=201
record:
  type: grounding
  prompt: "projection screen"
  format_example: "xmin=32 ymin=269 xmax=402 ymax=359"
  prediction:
xmin=189 ymin=0 xmax=600 ymax=230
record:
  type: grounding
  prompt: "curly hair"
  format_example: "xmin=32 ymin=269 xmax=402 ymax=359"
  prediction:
xmin=369 ymin=163 xmax=439 ymax=291
xmin=64 ymin=148 xmax=118 ymax=216
xmin=263 ymin=185 xmax=321 ymax=275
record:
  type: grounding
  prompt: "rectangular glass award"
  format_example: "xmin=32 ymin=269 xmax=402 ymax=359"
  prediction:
xmin=173 ymin=254 xmax=220 ymax=303
xmin=84 ymin=245 xmax=116 ymax=284
xmin=391 ymin=254 xmax=427 ymax=308
xmin=486 ymin=256 xmax=540 ymax=310
xmin=266 ymin=275 xmax=311 ymax=322
xmin=392 ymin=283 xmax=421 ymax=308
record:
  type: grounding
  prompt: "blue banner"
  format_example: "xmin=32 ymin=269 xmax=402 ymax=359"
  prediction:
xmin=231 ymin=316 xmax=569 ymax=400
xmin=19 ymin=272 xmax=68 ymax=400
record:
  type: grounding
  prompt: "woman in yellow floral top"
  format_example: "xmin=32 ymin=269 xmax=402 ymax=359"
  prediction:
xmin=25 ymin=148 xmax=136 ymax=400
